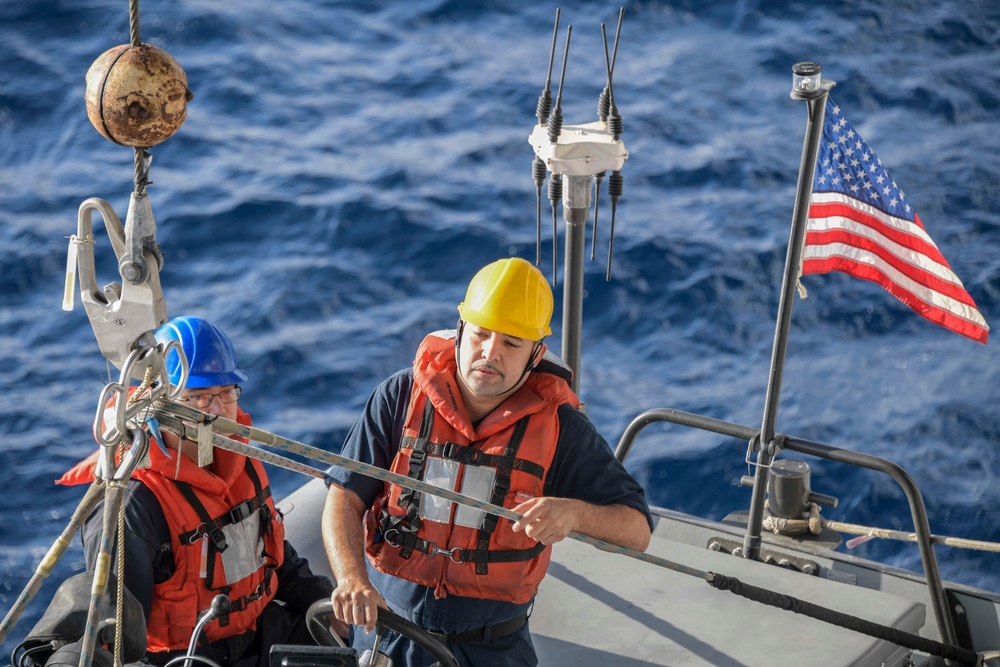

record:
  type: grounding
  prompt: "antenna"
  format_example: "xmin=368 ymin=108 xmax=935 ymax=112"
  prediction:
xmin=533 ymin=9 xmax=561 ymax=268
xmin=526 ymin=10 xmax=628 ymax=392
xmin=548 ymin=173 xmax=563 ymax=286
xmin=545 ymin=25 xmax=572 ymax=285
xmin=597 ymin=7 xmax=623 ymax=122
xmin=601 ymin=17 xmax=624 ymax=280
xmin=592 ymin=12 xmax=621 ymax=262
xmin=548 ymin=25 xmax=572 ymax=145
xmin=536 ymin=8 xmax=560 ymax=126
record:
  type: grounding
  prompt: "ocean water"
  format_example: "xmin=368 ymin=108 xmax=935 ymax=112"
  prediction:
xmin=2 ymin=0 xmax=1000 ymax=655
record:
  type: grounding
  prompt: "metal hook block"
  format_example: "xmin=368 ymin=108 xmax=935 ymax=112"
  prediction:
xmin=72 ymin=197 xmax=168 ymax=376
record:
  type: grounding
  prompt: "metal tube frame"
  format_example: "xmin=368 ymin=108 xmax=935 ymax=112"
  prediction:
xmin=614 ymin=408 xmax=961 ymax=649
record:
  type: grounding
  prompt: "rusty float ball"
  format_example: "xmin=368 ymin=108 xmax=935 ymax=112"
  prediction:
xmin=85 ymin=43 xmax=193 ymax=147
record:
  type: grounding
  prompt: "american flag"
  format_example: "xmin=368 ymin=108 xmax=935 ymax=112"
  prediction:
xmin=800 ymin=97 xmax=989 ymax=345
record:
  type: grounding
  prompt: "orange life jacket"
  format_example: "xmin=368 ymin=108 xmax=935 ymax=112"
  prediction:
xmin=59 ymin=409 xmax=286 ymax=653
xmin=364 ymin=333 xmax=579 ymax=604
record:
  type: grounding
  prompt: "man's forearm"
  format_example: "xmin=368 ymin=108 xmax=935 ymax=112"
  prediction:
xmin=571 ymin=501 xmax=651 ymax=551
xmin=321 ymin=485 xmax=370 ymax=586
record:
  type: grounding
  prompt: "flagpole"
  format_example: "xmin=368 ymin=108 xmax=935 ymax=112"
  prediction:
xmin=741 ymin=63 xmax=830 ymax=562
xmin=741 ymin=65 xmax=963 ymax=650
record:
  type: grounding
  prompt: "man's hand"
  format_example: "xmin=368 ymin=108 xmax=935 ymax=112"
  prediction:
xmin=510 ymin=496 xmax=579 ymax=545
xmin=331 ymin=578 xmax=387 ymax=634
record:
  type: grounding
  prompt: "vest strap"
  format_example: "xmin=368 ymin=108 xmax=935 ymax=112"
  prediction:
xmin=401 ymin=437 xmax=545 ymax=480
xmin=383 ymin=532 xmax=546 ymax=565
xmin=173 ymin=458 xmax=273 ymax=591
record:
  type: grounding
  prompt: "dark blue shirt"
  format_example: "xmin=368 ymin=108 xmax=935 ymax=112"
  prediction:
xmin=325 ymin=368 xmax=652 ymax=639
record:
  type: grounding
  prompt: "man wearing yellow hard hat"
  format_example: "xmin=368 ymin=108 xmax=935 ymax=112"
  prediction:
xmin=322 ymin=257 xmax=652 ymax=666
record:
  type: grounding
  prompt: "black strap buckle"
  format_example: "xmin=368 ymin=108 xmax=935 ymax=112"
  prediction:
xmin=209 ymin=526 xmax=227 ymax=552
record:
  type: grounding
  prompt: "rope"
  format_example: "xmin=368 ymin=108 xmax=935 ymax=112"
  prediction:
xmin=77 ymin=482 xmax=127 ymax=667
xmin=762 ymin=501 xmax=1000 ymax=553
xmin=114 ymin=450 xmax=127 ymax=667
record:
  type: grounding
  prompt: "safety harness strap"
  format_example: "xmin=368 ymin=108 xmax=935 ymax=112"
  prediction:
xmin=401 ymin=434 xmax=544 ymax=480
xmin=171 ymin=458 xmax=276 ymax=612
xmin=474 ymin=415 xmax=529 ymax=574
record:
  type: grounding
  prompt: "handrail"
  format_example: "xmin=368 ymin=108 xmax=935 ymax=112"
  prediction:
xmin=614 ymin=407 xmax=961 ymax=651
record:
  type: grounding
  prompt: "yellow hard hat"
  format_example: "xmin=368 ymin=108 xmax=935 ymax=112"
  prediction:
xmin=457 ymin=258 xmax=553 ymax=341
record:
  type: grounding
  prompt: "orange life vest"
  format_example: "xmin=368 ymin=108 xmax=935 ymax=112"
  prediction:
xmin=364 ymin=333 xmax=579 ymax=604
xmin=59 ymin=409 xmax=286 ymax=653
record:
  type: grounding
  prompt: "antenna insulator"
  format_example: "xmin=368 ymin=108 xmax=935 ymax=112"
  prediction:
xmin=536 ymin=90 xmax=553 ymax=125
xmin=547 ymin=109 xmax=563 ymax=144
xmin=608 ymin=171 xmax=623 ymax=201
xmin=597 ymin=86 xmax=611 ymax=122
xmin=608 ymin=114 xmax=623 ymax=142
xmin=532 ymin=156 xmax=547 ymax=186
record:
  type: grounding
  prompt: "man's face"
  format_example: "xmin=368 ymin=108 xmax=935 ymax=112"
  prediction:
xmin=178 ymin=384 xmax=240 ymax=421
xmin=458 ymin=324 xmax=536 ymax=398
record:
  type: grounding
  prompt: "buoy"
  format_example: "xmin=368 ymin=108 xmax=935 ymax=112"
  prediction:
xmin=85 ymin=43 xmax=192 ymax=147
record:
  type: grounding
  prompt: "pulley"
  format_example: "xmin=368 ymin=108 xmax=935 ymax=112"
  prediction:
xmin=85 ymin=43 xmax=192 ymax=147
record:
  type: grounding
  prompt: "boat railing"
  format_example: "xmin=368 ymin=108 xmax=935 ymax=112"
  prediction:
xmin=614 ymin=407 xmax=961 ymax=650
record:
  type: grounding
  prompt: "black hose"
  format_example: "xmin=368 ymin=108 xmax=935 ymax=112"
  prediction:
xmin=707 ymin=572 xmax=979 ymax=666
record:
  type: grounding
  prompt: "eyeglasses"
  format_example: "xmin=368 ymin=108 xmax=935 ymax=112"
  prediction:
xmin=177 ymin=386 xmax=241 ymax=410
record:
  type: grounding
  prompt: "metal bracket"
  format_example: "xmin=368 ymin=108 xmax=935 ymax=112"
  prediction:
xmin=706 ymin=537 xmax=820 ymax=576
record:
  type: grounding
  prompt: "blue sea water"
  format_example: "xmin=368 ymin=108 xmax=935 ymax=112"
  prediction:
xmin=2 ymin=0 xmax=1000 ymax=655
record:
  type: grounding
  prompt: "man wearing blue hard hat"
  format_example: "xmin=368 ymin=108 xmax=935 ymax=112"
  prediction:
xmin=61 ymin=315 xmax=336 ymax=667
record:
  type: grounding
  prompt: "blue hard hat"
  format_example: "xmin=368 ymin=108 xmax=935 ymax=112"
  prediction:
xmin=154 ymin=315 xmax=248 ymax=389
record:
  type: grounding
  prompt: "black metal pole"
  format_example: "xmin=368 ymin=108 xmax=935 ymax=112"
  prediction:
xmin=742 ymin=63 xmax=830 ymax=561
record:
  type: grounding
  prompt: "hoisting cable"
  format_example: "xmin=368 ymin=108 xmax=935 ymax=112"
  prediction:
xmin=151 ymin=400 xmax=985 ymax=666
xmin=113 ymin=366 xmax=156 ymax=667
